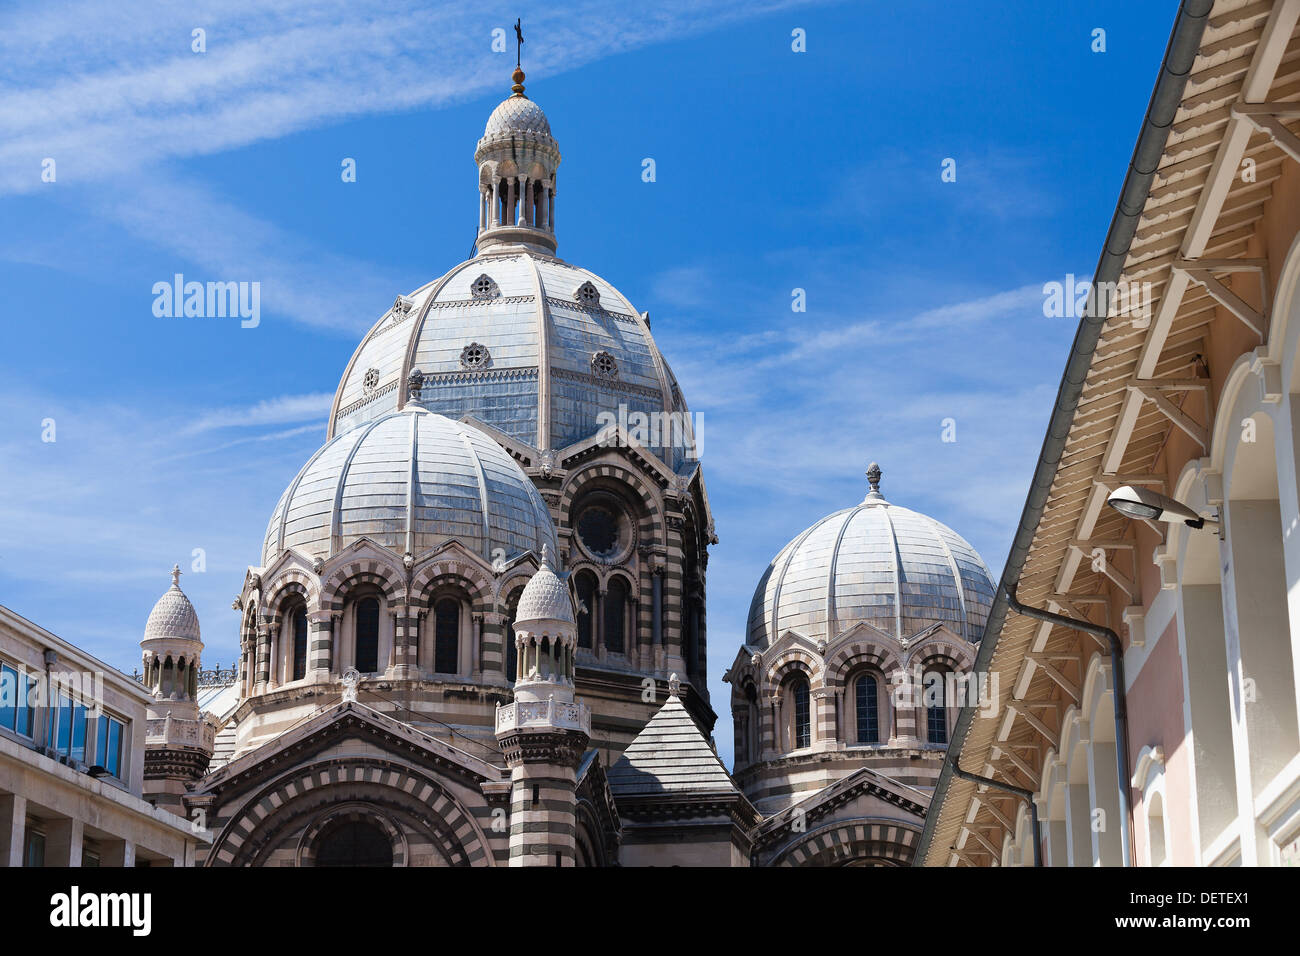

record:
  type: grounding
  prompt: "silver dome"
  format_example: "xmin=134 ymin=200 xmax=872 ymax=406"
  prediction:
xmin=747 ymin=480 xmax=995 ymax=648
xmin=328 ymin=252 xmax=697 ymax=471
xmin=263 ymin=408 xmax=557 ymax=567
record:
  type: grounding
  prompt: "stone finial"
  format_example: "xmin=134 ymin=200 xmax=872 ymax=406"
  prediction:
xmin=170 ymin=564 xmax=182 ymax=588
xmin=407 ymin=368 xmax=424 ymax=402
xmin=866 ymin=462 xmax=882 ymax=496
xmin=540 ymin=542 xmax=551 ymax=568
xmin=668 ymin=673 xmax=681 ymax=698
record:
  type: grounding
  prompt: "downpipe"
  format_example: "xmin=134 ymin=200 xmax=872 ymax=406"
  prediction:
xmin=1005 ymin=586 xmax=1133 ymax=867
xmin=950 ymin=765 xmax=1043 ymax=867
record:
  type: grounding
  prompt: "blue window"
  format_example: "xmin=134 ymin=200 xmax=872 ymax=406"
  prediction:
xmin=855 ymin=675 xmax=879 ymax=744
xmin=793 ymin=679 xmax=810 ymax=749
xmin=925 ymin=670 xmax=948 ymax=745
xmin=96 ymin=715 xmax=123 ymax=778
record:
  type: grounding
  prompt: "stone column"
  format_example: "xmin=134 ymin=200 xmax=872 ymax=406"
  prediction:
xmin=0 ymin=794 xmax=26 ymax=867
xmin=521 ymin=176 xmax=531 ymax=225
xmin=99 ymin=838 xmax=135 ymax=868
xmin=479 ymin=187 xmax=487 ymax=230
xmin=492 ymin=179 xmax=501 ymax=226
xmin=254 ymin=623 xmax=271 ymax=690
xmin=308 ymin=612 xmax=334 ymax=679
xmin=45 ymin=817 xmax=83 ymax=866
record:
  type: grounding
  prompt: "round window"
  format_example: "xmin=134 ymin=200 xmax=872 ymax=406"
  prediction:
xmin=577 ymin=506 xmax=621 ymax=561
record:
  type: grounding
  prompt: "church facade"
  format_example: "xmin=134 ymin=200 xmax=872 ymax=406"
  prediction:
xmin=126 ymin=65 xmax=996 ymax=867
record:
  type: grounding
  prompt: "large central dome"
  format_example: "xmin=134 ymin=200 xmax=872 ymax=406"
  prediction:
xmin=327 ymin=66 xmax=696 ymax=473
xmin=328 ymin=253 xmax=695 ymax=470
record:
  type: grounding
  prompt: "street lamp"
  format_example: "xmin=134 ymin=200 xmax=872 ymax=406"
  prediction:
xmin=1106 ymin=484 xmax=1220 ymax=533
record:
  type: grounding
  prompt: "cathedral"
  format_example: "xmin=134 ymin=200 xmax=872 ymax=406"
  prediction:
xmin=134 ymin=64 xmax=996 ymax=867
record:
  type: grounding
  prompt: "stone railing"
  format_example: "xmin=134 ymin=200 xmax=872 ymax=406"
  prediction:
xmin=129 ymin=663 xmax=238 ymax=688
xmin=145 ymin=713 xmax=217 ymax=751
xmin=495 ymin=697 xmax=591 ymax=736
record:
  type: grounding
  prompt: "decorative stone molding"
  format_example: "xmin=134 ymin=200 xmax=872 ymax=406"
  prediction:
xmin=1123 ymin=605 xmax=1147 ymax=647
xmin=1251 ymin=347 xmax=1282 ymax=404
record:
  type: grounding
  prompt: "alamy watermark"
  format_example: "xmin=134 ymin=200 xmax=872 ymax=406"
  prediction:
xmin=595 ymin=403 xmax=703 ymax=459
xmin=152 ymin=273 xmax=261 ymax=328
xmin=1043 ymin=273 xmax=1152 ymax=327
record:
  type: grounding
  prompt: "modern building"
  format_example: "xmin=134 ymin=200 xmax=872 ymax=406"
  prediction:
xmin=0 ymin=602 xmax=206 ymax=866
xmin=918 ymin=0 xmax=1300 ymax=868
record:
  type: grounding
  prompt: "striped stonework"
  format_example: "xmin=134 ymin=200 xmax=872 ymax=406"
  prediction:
xmin=308 ymin=614 xmax=333 ymax=677
xmin=772 ymin=820 xmax=921 ymax=867
xmin=320 ymin=560 xmax=405 ymax=613
xmin=507 ymin=763 xmax=578 ymax=866
xmin=496 ymin=724 xmax=589 ymax=867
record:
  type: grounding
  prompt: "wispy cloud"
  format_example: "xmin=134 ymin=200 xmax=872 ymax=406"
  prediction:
xmin=0 ymin=0 xmax=821 ymax=197
xmin=184 ymin=391 xmax=335 ymax=434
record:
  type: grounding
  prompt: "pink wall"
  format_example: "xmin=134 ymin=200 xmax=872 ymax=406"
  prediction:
xmin=1126 ymin=615 xmax=1195 ymax=865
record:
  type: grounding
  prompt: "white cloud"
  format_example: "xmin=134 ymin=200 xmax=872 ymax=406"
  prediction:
xmin=0 ymin=0 xmax=821 ymax=196
xmin=184 ymin=392 xmax=335 ymax=434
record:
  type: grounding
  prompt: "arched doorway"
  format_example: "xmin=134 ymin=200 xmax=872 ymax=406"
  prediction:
xmin=314 ymin=819 xmax=394 ymax=867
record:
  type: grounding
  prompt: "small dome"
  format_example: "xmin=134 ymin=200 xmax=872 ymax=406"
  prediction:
xmin=515 ymin=547 xmax=575 ymax=626
xmin=144 ymin=565 xmax=201 ymax=644
xmin=747 ymin=467 xmax=995 ymax=648
xmin=263 ymin=408 xmax=557 ymax=566
xmin=483 ymin=93 xmax=552 ymax=139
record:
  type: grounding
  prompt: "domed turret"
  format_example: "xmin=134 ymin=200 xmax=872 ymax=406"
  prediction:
xmin=726 ymin=463 xmax=994 ymax=810
xmin=141 ymin=565 xmax=203 ymax=703
xmin=515 ymin=543 xmax=575 ymax=627
xmin=474 ymin=66 xmax=560 ymax=255
xmin=140 ymin=566 xmax=214 ymax=811
xmin=747 ymin=463 xmax=995 ymax=648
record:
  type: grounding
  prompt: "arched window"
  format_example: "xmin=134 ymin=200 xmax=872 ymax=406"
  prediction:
xmin=603 ymin=577 xmax=628 ymax=654
xmin=355 ymin=598 xmax=380 ymax=674
xmin=434 ymin=598 xmax=459 ymax=674
xmin=924 ymin=669 xmax=948 ymax=744
xmin=574 ymin=572 xmax=596 ymax=649
xmin=792 ymin=678 xmax=811 ymax=750
xmin=291 ymin=606 xmax=308 ymax=682
xmin=855 ymin=674 xmax=879 ymax=744
xmin=315 ymin=820 xmax=393 ymax=868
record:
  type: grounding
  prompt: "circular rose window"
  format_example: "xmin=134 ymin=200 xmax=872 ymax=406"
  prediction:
xmin=574 ymin=500 xmax=632 ymax=563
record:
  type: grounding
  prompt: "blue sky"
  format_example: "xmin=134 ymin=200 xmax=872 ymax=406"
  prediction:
xmin=0 ymin=0 xmax=1178 ymax=767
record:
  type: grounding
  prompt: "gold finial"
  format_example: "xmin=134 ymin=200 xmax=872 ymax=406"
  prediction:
xmin=512 ymin=18 xmax=526 ymax=95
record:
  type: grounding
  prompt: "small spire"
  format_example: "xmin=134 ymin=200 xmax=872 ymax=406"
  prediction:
xmin=668 ymin=673 xmax=681 ymax=698
xmin=170 ymin=564 xmax=182 ymax=589
xmin=866 ymin=462 xmax=882 ymax=496
xmin=512 ymin=18 xmax=526 ymax=95
xmin=540 ymin=542 xmax=551 ymax=568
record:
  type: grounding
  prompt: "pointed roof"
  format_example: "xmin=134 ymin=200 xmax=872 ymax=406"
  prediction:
xmin=608 ymin=678 xmax=737 ymax=797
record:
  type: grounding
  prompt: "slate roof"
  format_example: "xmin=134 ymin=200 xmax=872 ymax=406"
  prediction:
xmin=608 ymin=691 xmax=737 ymax=797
